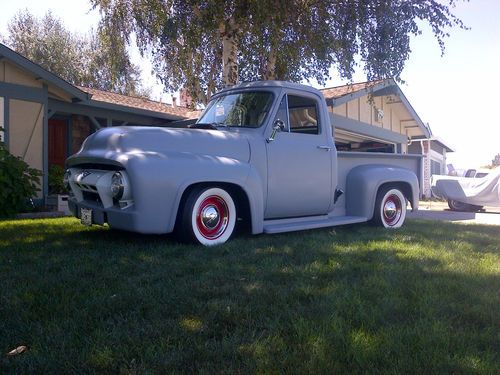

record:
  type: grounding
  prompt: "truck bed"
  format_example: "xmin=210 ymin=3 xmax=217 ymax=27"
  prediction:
xmin=333 ymin=151 xmax=422 ymax=215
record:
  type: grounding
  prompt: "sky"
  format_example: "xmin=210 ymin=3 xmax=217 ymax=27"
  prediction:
xmin=0 ymin=0 xmax=498 ymax=169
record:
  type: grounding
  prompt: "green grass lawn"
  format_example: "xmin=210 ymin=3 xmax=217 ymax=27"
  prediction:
xmin=0 ymin=218 xmax=498 ymax=374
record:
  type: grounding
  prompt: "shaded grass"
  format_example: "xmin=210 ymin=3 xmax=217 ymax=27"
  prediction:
xmin=0 ymin=218 xmax=498 ymax=374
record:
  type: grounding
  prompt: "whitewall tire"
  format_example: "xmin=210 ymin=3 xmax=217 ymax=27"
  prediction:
xmin=179 ymin=187 xmax=236 ymax=246
xmin=373 ymin=188 xmax=407 ymax=228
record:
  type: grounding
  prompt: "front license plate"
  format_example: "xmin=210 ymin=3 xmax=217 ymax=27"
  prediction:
xmin=81 ymin=208 xmax=92 ymax=226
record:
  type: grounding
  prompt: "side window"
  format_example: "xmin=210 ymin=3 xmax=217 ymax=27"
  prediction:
xmin=287 ymin=95 xmax=319 ymax=135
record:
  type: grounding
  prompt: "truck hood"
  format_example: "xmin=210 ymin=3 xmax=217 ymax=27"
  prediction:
xmin=68 ymin=126 xmax=251 ymax=165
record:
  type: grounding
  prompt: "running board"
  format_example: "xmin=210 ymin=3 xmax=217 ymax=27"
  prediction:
xmin=263 ymin=215 xmax=367 ymax=234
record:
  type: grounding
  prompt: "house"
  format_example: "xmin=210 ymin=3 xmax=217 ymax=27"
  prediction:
xmin=320 ymin=80 xmax=453 ymax=197
xmin=0 ymin=42 xmax=194 ymax=203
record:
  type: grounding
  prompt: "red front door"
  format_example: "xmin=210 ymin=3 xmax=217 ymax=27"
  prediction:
xmin=48 ymin=119 xmax=68 ymax=167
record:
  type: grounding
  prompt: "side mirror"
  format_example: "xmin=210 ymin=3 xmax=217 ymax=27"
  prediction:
xmin=266 ymin=119 xmax=285 ymax=143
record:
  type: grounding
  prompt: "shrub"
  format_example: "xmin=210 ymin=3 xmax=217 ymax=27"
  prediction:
xmin=48 ymin=165 xmax=68 ymax=195
xmin=0 ymin=135 xmax=42 ymax=217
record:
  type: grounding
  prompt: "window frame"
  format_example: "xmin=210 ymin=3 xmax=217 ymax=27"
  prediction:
xmin=198 ymin=90 xmax=275 ymax=129
xmin=285 ymin=94 xmax=321 ymax=136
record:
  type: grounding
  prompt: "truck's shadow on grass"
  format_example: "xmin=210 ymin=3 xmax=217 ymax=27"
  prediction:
xmin=0 ymin=218 xmax=498 ymax=373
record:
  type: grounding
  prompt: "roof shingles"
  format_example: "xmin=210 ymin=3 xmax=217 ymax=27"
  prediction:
xmin=77 ymin=86 xmax=198 ymax=118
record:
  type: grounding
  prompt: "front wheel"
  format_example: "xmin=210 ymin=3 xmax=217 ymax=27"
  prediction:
xmin=372 ymin=188 xmax=407 ymax=228
xmin=178 ymin=187 xmax=236 ymax=246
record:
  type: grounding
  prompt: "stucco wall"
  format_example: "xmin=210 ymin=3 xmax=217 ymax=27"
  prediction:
xmin=2 ymin=61 xmax=43 ymax=88
xmin=8 ymin=99 xmax=44 ymax=198
xmin=1 ymin=60 xmax=46 ymax=169
xmin=9 ymin=99 xmax=44 ymax=172
xmin=1 ymin=61 xmax=46 ymax=198
xmin=332 ymin=94 xmax=405 ymax=136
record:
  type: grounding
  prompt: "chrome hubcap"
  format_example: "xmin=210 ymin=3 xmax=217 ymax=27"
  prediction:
xmin=382 ymin=194 xmax=402 ymax=226
xmin=196 ymin=195 xmax=230 ymax=240
xmin=384 ymin=201 xmax=397 ymax=220
xmin=201 ymin=205 xmax=220 ymax=229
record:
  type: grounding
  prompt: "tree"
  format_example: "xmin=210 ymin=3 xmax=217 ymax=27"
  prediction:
xmin=91 ymin=0 xmax=467 ymax=105
xmin=4 ymin=10 xmax=146 ymax=96
xmin=492 ymin=153 xmax=500 ymax=168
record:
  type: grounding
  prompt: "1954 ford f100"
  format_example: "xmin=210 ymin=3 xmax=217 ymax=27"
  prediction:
xmin=65 ymin=81 xmax=421 ymax=245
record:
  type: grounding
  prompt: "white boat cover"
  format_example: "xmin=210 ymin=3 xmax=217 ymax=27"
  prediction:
xmin=431 ymin=168 xmax=500 ymax=207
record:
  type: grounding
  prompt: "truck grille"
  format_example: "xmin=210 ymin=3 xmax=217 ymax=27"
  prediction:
xmin=75 ymin=183 xmax=98 ymax=192
xmin=82 ymin=191 xmax=102 ymax=206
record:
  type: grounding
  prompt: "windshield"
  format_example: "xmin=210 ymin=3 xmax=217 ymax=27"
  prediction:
xmin=197 ymin=91 xmax=273 ymax=128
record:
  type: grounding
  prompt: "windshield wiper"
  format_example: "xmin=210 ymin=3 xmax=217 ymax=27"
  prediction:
xmin=188 ymin=122 xmax=219 ymax=130
xmin=188 ymin=122 xmax=230 ymax=129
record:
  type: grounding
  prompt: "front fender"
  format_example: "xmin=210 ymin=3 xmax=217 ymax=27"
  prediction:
xmin=169 ymin=163 xmax=265 ymax=235
xmin=124 ymin=151 xmax=262 ymax=234
xmin=345 ymin=165 xmax=420 ymax=219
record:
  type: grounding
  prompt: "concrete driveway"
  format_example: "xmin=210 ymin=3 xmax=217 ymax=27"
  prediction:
xmin=408 ymin=201 xmax=500 ymax=226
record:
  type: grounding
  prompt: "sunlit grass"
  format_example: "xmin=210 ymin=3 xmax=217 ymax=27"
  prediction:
xmin=0 ymin=217 xmax=498 ymax=373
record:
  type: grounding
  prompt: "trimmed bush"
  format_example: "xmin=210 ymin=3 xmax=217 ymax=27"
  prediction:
xmin=48 ymin=165 xmax=68 ymax=195
xmin=0 ymin=138 xmax=42 ymax=217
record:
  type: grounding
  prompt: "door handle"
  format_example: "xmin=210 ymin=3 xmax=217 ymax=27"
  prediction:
xmin=317 ymin=145 xmax=332 ymax=151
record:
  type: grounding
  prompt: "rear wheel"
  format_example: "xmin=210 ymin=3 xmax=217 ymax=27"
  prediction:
xmin=372 ymin=187 xmax=407 ymax=228
xmin=447 ymin=199 xmax=483 ymax=212
xmin=178 ymin=187 xmax=236 ymax=246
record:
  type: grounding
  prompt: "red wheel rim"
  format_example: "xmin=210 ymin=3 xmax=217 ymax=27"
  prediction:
xmin=383 ymin=194 xmax=402 ymax=226
xmin=196 ymin=195 xmax=229 ymax=240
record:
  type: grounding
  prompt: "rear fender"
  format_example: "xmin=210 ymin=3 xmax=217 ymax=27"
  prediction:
xmin=345 ymin=165 xmax=419 ymax=219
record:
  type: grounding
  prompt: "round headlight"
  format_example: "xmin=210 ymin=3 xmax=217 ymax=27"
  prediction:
xmin=111 ymin=172 xmax=124 ymax=199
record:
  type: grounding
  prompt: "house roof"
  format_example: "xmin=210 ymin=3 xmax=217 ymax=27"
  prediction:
xmin=0 ymin=42 xmax=89 ymax=102
xmin=411 ymin=136 xmax=454 ymax=152
xmin=78 ymin=86 xmax=198 ymax=120
xmin=0 ymin=42 xmax=199 ymax=121
xmin=433 ymin=138 xmax=454 ymax=153
xmin=321 ymin=78 xmax=432 ymax=138
xmin=321 ymin=79 xmax=387 ymax=100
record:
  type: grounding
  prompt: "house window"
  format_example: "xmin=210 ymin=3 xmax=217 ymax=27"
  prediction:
xmin=431 ymin=159 xmax=442 ymax=176
xmin=0 ymin=97 xmax=4 ymax=143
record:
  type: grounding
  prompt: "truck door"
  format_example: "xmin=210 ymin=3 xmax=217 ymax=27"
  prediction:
xmin=265 ymin=93 xmax=333 ymax=219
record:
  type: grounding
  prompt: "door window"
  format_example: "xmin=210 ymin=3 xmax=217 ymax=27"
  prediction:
xmin=287 ymin=95 xmax=319 ymax=135
xmin=272 ymin=94 xmax=320 ymax=135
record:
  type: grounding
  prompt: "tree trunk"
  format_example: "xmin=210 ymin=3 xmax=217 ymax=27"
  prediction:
xmin=220 ymin=20 xmax=239 ymax=87
xmin=262 ymin=47 xmax=277 ymax=80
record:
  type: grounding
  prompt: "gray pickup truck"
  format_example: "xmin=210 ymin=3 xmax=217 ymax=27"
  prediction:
xmin=65 ymin=81 xmax=420 ymax=245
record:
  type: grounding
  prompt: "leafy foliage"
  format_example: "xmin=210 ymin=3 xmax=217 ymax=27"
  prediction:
xmin=4 ymin=10 xmax=148 ymax=97
xmin=48 ymin=165 xmax=67 ymax=195
xmin=91 ymin=0 xmax=467 ymax=104
xmin=0 ymin=133 xmax=42 ymax=217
